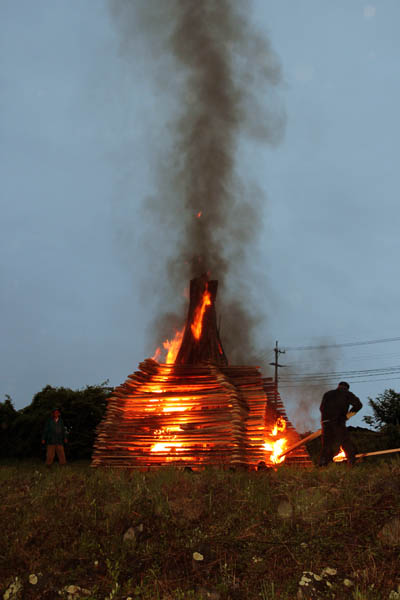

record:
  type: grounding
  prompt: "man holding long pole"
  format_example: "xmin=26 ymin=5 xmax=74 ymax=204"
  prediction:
xmin=319 ymin=381 xmax=362 ymax=467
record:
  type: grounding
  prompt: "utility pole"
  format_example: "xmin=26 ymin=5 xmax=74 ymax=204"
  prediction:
xmin=269 ymin=340 xmax=286 ymax=393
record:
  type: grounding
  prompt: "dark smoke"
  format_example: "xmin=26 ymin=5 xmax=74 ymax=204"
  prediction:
xmin=109 ymin=0 xmax=285 ymax=362
xmin=279 ymin=342 xmax=341 ymax=432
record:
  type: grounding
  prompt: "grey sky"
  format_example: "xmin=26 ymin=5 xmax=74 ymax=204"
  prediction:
xmin=1 ymin=1 xmax=400 ymax=432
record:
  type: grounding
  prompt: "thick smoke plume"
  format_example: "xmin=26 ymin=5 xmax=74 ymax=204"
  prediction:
xmin=109 ymin=0 xmax=285 ymax=362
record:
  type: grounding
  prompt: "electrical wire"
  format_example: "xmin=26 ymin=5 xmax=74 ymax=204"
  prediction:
xmin=281 ymin=366 xmax=400 ymax=378
xmin=260 ymin=336 xmax=400 ymax=389
xmin=282 ymin=336 xmax=400 ymax=351
xmin=259 ymin=336 xmax=400 ymax=361
xmin=279 ymin=376 xmax=400 ymax=388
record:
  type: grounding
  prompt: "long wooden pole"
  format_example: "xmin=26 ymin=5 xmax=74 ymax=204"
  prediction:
xmin=356 ymin=447 xmax=400 ymax=459
xmin=278 ymin=428 xmax=322 ymax=459
xmin=332 ymin=447 xmax=400 ymax=462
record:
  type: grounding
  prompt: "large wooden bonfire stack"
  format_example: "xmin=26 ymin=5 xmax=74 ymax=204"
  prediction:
xmin=92 ymin=276 xmax=312 ymax=469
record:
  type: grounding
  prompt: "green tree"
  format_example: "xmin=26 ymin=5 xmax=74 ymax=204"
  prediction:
xmin=363 ymin=388 xmax=400 ymax=447
xmin=364 ymin=389 xmax=400 ymax=428
xmin=0 ymin=395 xmax=17 ymax=457
xmin=8 ymin=382 xmax=112 ymax=460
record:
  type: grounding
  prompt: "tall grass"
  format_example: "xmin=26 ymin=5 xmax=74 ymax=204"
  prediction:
xmin=1 ymin=459 xmax=399 ymax=599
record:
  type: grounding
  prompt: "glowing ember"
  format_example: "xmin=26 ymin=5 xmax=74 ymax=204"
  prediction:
xmin=263 ymin=417 xmax=288 ymax=465
xmin=191 ymin=285 xmax=212 ymax=340
xmin=162 ymin=396 xmax=196 ymax=412
xmin=333 ymin=447 xmax=346 ymax=462
xmin=151 ymin=441 xmax=183 ymax=453
xmin=150 ymin=425 xmax=184 ymax=454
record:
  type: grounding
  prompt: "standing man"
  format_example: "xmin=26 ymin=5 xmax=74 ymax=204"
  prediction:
xmin=41 ymin=408 xmax=68 ymax=466
xmin=319 ymin=381 xmax=362 ymax=466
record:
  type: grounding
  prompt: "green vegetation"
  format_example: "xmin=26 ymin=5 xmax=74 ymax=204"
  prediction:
xmin=1 ymin=460 xmax=399 ymax=599
xmin=363 ymin=389 xmax=400 ymax=449
xmin=0 ymin=383 xmax=110 ymax=460
xmin=364 ymin=388 xmax=400 ymax=429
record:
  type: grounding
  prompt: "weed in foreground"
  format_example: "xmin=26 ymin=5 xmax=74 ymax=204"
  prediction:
xmin=0 ymin=459 xmax=399 ymax=599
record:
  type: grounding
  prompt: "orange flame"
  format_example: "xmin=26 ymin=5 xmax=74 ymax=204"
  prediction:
xmin=272 ymin=416 xmax=286 ymax=436
xmin=164 ymin=328 xmax=184 ymax=364
xmin=191 ymin=285 xmax=212 ymax=340
xmin=197 ymin=211 xmax=202 ymax=218
xmin=263 ymin=438 xmax=288 ymax=464
xmin=263 ymin=417 xmax=288 ymax=465
xmin=152 ymin=328 xmax=184 ymax=365
xmin=333 ymin=447 xmax=346 ymax=462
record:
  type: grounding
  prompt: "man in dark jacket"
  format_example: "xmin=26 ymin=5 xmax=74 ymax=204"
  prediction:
xmin=319 ymin=381 xmax=362 ymax=466
xmin=41 ymin=408 xmax=68 ymax=466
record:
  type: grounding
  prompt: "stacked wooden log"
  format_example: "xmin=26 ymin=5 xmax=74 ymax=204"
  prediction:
xmin=208 ymin=364 xmax=250 ymax=467
xmin=91 ymin=359 xmax=312 ymax=469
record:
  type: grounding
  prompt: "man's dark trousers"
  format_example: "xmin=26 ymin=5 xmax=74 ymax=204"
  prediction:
xmin=319 ymin=420 xmax=357 ymax=466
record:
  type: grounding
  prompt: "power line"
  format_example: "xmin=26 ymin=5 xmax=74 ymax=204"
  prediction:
xmin=260 ymin=336 xmax=400 ymax=359
xmin=260 ymin=338 xmax=400 ymax=391
xmin=281 ymin=365 xmax=400 ymax=379
xmin=281 ymin=336 xmax=400 ymax=351
xmin=344 ymin=376 xmax=400 ymax=385
xmin=279 ymin=364 xmax=400 ymax=390
xmin=279 ymin=375 xmax=400 ymax=388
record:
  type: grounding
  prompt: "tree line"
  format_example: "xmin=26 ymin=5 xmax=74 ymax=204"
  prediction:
xmin=0 ymin=383 xmax=111 ymax=461
xmin=0 ymin=385 xmax=399 ymax=462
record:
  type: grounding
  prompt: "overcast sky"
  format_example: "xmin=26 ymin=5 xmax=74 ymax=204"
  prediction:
xmin=2 ymin=1 xmax=400 ymax=432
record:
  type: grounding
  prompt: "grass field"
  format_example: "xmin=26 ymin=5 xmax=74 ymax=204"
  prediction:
xmin=1 ymin=459 xmax=399 ymax=599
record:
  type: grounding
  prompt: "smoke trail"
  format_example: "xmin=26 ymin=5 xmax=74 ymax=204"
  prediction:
xmin=279 ymin=342 xmax=341 ymax=432
xmin=109 ymin=0 xmax=285 ymax=361
xmin=170 ymin=1 xmax=284 ymax=280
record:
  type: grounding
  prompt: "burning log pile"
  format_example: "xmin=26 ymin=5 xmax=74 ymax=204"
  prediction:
xmin=92 ymin=276 xmax=312 ymax=469
xmin=91 ymin=363 xmax=311 ymax=469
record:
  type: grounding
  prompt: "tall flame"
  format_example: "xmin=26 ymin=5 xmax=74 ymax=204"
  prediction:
xmin=153 ymin=328 xmax=184 ymax=364
xmin=191 ymin=285 xmax=212 ymax=340
xmin=263 ymin=417 xmax=288 ymax=465
xmin=164 ymin=328 xmax=184 ymax=364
